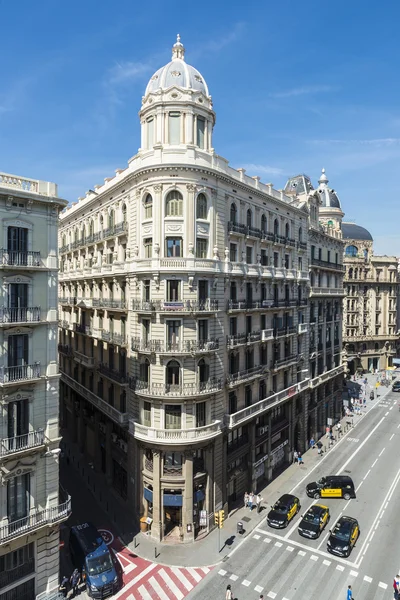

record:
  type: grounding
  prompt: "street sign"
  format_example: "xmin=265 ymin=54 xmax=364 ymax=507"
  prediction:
xmin=200 ymin=510 xmax=207 ymax=527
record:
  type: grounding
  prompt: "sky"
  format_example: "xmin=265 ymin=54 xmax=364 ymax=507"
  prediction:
xmin=1 ymin=0 xmax=399 ymax=255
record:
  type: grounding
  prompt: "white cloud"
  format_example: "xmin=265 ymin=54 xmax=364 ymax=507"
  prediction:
xmin=107 ymin=60 xmax=154 ymax=85
xmin=308 ymin=138 xmax=400 ymax=147
xmin=269 ymin=85 xmax=338 ymax=99
xmin=241 ymin=163 xmax=286 ymax=177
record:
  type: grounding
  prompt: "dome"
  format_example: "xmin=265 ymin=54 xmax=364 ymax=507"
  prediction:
xmin=145 ymin=35 xmax=210 ymax=97
xmin=342 ymin=223 xmax=373 ymax=241
xmin=317 ymin=168 xmax=342 ymax=209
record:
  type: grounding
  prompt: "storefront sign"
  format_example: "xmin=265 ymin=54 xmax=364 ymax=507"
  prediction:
xmin=163 ymin=494 xmax=183 ymax=507
xmin=327 ymin=418 xmax=333 ymax=426
xmin=199 ymin=510 xmax=207 ymax=526
xmin=253 ymin=453 xmax=269 ymax=469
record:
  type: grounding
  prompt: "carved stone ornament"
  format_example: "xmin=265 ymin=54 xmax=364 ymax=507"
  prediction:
xmin=188 ymin=276 xmax=194 ymax=291
xmin=153 ymin=184 xmax=163 ymax=193
xmin=166 ymin=224 xmax=183 ymax=233
xmin=134 ymin=245 xmax=139 ymax=257
xmin=196 ymin=223 xmax=209 ymax=236
xmin=186 ymin=184 xmax=196 ymax=192
xmin=1 ymin=458 xmax=36 ymax=484
xmin=213 ymin=277 xmax=218 ymax=290
xmin=210 ymin=188 xmax=217 ymax=197
xmin=224 ymin=247 xmax=230 ymax=261
xmin=27 ymin=199 xmax=33 ymax=212
xmin=224 ymin=277 xmax=230 ymax=290
xmin=154 ymin=242 xmax=160 ymax=256
xmin=213 ymin=245 xmax=219 ymax=259
xmin=241 ymin=251 xmax=246 ymax=263
xmin=188 ymin=242 xmax=194 ymax=256
xmin=6 ymin=196 xmax=13 ymax=208
xmin=153 ymin=273 xmax=160 ymax=290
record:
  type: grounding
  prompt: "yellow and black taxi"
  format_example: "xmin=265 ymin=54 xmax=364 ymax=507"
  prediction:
xmin=297 ymin=504 xmax=330 ymax=539
xmin=306 ymin=475 xmax=356 ymax=500
xmin=327 ymin=516 xmax=360 ymax=557
xmin=267 ymin=494 xmax=300 ymax=528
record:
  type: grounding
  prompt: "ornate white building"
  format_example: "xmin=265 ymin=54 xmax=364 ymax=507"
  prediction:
xmin=58 ymin=37 xmax=343 ymax=543
xmin=0 ymin=173 xmax=70 ymax=600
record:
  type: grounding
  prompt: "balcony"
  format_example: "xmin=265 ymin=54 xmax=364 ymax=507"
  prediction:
xmin=58 ymin=343 xmax=73 ymax=356
xmin=310 ymin=364 xmax=345 ymax=388
xmin=61 ymin=372 xmax=128 ymax=425
xmin=0 ymin=307 xmax=41 ymax=324
xmin=297 ymin=241 xmax=307 ymax=250
xmin=0 ymin=363 xmax=41 ymax=384
xmin=310 ymin=257 xmax=345 ymax=271
xmin=272 ymin=355 xmax=297 ymax=369
xmin=130 ymin=378 xmax=223 ymax=397
xmin=226 ymin=365 xmax=265 ymax=385
xmin=58 ymin=319 xmax=72 ymax=330
xmin=73 ymin=350 xmax=95 ymax=368
xmin=227 ymin=300 xmax=267 ymax=312
xmin=0 ymin=430 xmax=45 ymax=458
xmin=226 ymin=333 xmax=247 ymax=348
xmin=130 ymin=420 xmax=222 ymax=445
xmin=0 ymin=557 xmax=35 ymax=588
xmin=298 ymin=323 xmax=308 ymax=334
xmin=274 ymin=326 xmax=296 ymax=338
xmin=225 ymin=378 xmax=310 ymax=428
xmin=228 ymin=221 xmax=247 ymax=236
xmin=310 ymin=287 xmax=346 ymax=296
xmin=59 ymin=296 xmax=77 ymax=305
xmin=98 ymin=363 xmax=128 ymax=384
xmin=0 ymin=250 xmax=42 ymax=268
xmin=92 ymin=298 xmax=127 ymax=310
xmin=0 ymin=496 xmax=71 ymax=544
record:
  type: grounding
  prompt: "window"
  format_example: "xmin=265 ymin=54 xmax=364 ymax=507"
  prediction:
xmin=147 ymin=116 xmax=154 ymax=148
xmin=198 ymin=319 xmax=208 ymax=341
xmin=246 ymin=246 xmax=253 ymax=264
xmin=166 ymin=191 xmax=183 ymax=217
xmin=7 ymin=474 xmax=30 ymax=522
xmin=228 ymin=392 xmax=237 ymax=414
xmin=166 ymin=238 xmax=182 ymax=257
xmin=166 ymin=361 xmax=180 ymax=387
xmin=140 ymin=359 xmax=150 ymax=383
xmin=229 ymin=317 xmax=237 ymax=336
xmin=7 ymin=398 xmax=29 ymax=440
xmin=299 ymin=227 xmax=303 ymax=242
xmin=142 ymin=319 xmax=150 ymax=342
xmin=0 ymin=542 xmax=34 ymax=586
xmin=198 ymin=358 xmax=209 ymax=383
xmin=284 ymin=254 xmax=290 ymax=269
xmin=196 ymin=401 xmax=206 ymax=427
xmin=285 ymin=223 xmax=290 ymax=239
xmin=345 ymin=245 xmax=358 ymax=257
xmin=196 ymin=117 xmax=205 ymax=149
xmin=261 ymin=249 xmax=268 ymax=266
xmin=168 ymin=112 xmax=181 ymax=144
xmin=166 ymin=280 xmax=180 ymax=301
xmin=198 ymin=280 xmax=208 ymax=301
xmin=164 ymin=451 xmax=182 ymax=466
xmin=144 ymin=194 xmax=153 ymax=219
xmin=274 ymin=252 xmax=279 ymax=268
xmin=8 ymin=283 xmax=28 ymax=310
xmin=144 ymin=238 xmax=153 ymax=258
xmin=230 ymin=243 xmax=237 ymax=262
xmin=196 ymin=193 xmax=207 ymax=219
xmin=108 ymin=210 xmax=114 ymax=229
xmin=196 ymin=238 xmax=208 ymax=258
xmin=165 ymin=404 xmax=181 ymax=429
xmin=261 ymin=214 xmax=267 ymax=233
xmin=143 ymin=280 xmax=151 ymax=302
xmin=8 ymin=335 xmax=28 ymax=368
xmin=143 ymin=401 xmax=151 ymax=426
xmin=122 ymin=204 xmax=127 ymax=222
xmin=245 ymin=386 xmax=252 ymax=407
xmin=167 ymin=320 xmax=180 ymax=346
xmin=8 ymin=227 xmax=28 ymax=261
xmin=247 ymin=209 xmax=252 ymax=228
xmin=230 ymin=281 xmax=237 ymax=301
xmin=230 ymin=203 xmax=237 ymax=223
xmin=274 ymin=219 xmax=279 ymax=236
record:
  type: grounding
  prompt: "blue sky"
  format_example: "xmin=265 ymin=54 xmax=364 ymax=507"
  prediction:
xmin=1 ymin=0 xmax=399 ymax=254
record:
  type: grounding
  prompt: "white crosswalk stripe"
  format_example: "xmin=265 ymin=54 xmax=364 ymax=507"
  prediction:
xmin=170 ymin=568 xmax=193 ymax=592
xmin=230 ymin=574 xmax=238 ymax=581
xmin=148 ymin=575 xmax=172 ymax=600
xmin=187 ymin=567 xmax=202 ymax=582
xmin=138 ymin=585 xmax=153 ymax=600
xmin=364 ymin=575 xmax=373 ymax=583
xmin=158 ymin=568 xmax=184 ymax=600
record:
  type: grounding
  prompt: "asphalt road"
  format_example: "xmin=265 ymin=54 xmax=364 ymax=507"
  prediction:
xmin=188 ymin=390 xmax=400 ymax=600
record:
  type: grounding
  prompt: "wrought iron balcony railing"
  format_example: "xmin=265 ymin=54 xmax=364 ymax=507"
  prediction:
xmin=0 ymin=430 xmax=45 ymax=457
xmin=0 ymin=307 xmax=41 ymax=323
xmin=0 ymin=363 xmax=41 ymax=384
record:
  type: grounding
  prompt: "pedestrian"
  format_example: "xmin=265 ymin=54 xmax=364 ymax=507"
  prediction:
xmin=393 ymin=574 xmax=400 ymax=599
xmin=336 ymin=422 xmax=342 ymax=434
xmin=298 ymin=452 xmax=304 ymax=465
xmin=347 ymin=585 xmax=353 ymax=600
xmin=256 ymin=493 xmax=262 ymax=513
xmin=70 ymin=568 xmax=80 ymax=598
xmin=226 ymin=584 xmax=233 ymax=600
xmin=59 ymin=575 xmax=69 ymax=598
xmin=244 ymin=491 xmax=249 ymax=509
xmin=248 ymin=492 xmax=254 ymax=511
xmin=259 ymin=596 xmax=264 ymax=600
xmin=293 ymin=450 xmax=299 ymax=463
xmin=310 ymin=437 xmax=315 ymax=449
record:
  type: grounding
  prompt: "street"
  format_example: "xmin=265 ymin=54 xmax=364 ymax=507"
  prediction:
xmin=188 ymin=390 xmax=400 ymax=600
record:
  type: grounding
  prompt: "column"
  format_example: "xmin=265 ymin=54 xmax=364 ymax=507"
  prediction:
xmin=183 ymin=452 xmax=194 ymax=542
xmin=105 ymin=420 xmax=113 ymax=484
xmin=204 ymin=445 xmax=214 ymax=532
xmin=151 ymin=450 xmax=162 ymax=541
xmin=186 ymin=184 xmax=196 ymax=256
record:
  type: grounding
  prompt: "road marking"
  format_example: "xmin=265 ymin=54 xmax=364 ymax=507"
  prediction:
xmin=148 ymin=576 xmax=172 ymax=600
xmin=275 ymin=541 xmax=283 ymax=547
xmin=310 ymin=555 xmax=318 ymax=561
xmin=298 ymin=550 xmax=307 ymax=556
xmin=114 ymin=564 xmax=157 ymax=599
xmin=187 ymin=568 xmax=202 ymax=582
xmin=385 ymin=411 xmax=389 ymax=416
xmin=158 ymin=570 xmax=184 ymax=600
xmin=335 ymin=417 xmax=385 ymax=475
xmin=336 ymin=565 xmax=345 ymax=571
xmin=363 ymin=469 xmax=371 ymax=480
xmin=171 ymin=568 xmax=193 ymax=591
xmin=255 ymin=585 xmax=264 ymax=593
xmin=200 ymin=567 xmax=210 ymax=574
xmin=253 ymin=534 xmax=261 ymax=540
xmin=397 ymin=424 xmax=400 ymax=429
xmin=124 ymin=564 xmax=136 ymax=574
xmin=390 ymin=406 xmax=394 ymax=410
xmin=138 ymin=584 xmax=153 ymax=600
xmin=242 ymin=579 xmax=251 ymax=587
xmin=364 ymin=576 xmax=372 ymax=583
xmin=356 ymin=480 xmax=363 ymax=492
xmin=385 ymin=502 xmax=389 ymax=509
xmin=390 ymin=433 xmax=395 ymax=440
xmin=323 ymin=560 xmax=331 ymax=566
xmin=286 ymin=546 xmax=294 ymax=552
xmin=230 ymin=574 xmax=238 ymax=581
xmin=218 ymin=569 xmax=227 ymax=576
xmin=371 ymin=458 xmax=378 ymax=468
xmin=379 ymin=447 xmax=386 ymax=456
xmin=379 ymin=582 xmax=388 ymax=589
xmin=263 ymin=537 xmax=272 ymax=543
xmin=350 ymin=570 xmax=358 ymax=577
xmin=267 ymin=592 xmax=277 ymax=599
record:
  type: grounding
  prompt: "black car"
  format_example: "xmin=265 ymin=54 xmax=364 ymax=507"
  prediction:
xmin=267 ymin=494 xmax=300 ymax=528
xmin=306 ymin=475 xmax=356 ymax=500
xmin=327 ymin=516 xmax=360 ymax=557
xmin=298 ymin=504 xmax=330 ymax=539
xmin=392 ymin=382 xmax=400 ymax=392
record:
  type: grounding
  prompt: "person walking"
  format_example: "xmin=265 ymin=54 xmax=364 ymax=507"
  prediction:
xmin=393 ymin=574 xmax=400 ymax=599
xmin=248 ymin=492 xmax=254 ymax=511
xmin=59 ymin=575 xmax=69 ymax=598
xmin=298 ymin=452 xmax=304 ymax=465
xmin=347 ymin=585 xmax=353 ymax=600
xmin=256 ymin=493 xmax=262 ymax=513
xmin=244 ymin=491 xmax=249 ymax=509
xmin=293 ymin=450 xmax=299 ymax=463
xmin=226 ymin=584 xmax=233 ymax=600
xmin=70 ymin=568 xmax=80 ymax=598
xmin=310 ymin=437 xmax=315 ymax=449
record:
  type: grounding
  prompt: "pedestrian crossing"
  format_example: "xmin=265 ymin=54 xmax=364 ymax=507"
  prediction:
xmin=126 ymin=565 xmax=211 ymax=600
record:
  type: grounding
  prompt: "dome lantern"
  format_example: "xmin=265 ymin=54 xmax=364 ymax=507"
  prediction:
xmin=172 ymin=34 xmax=185 ymax=60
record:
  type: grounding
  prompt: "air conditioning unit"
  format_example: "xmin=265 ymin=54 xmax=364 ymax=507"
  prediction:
xmin=111 ymin=433 xmax=118 ymax=443
xmin=99 ymin=423 xmax=106 ymax=434
xmin=257 ymin=426 xmax=266 ymax=436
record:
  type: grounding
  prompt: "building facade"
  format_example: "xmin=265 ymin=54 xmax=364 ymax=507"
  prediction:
xmin=342 ymin=223 xmax=400 ymax=373
xmin=58 ymin=37 xmax=344 ymax=543
xmin=0 ymin=173 xmax=70 ymax=600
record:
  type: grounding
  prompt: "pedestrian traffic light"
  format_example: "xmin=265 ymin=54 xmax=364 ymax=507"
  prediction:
xmin=218 ymin=509 xmax=225 ymax=529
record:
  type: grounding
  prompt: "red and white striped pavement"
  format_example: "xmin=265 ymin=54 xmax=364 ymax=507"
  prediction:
xmin=107 ymin=532 xmax=212 ymax=600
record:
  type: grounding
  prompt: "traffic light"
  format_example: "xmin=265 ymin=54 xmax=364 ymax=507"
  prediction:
xmin=218 ymin=509 xmax=224 ymax=529
xmin=214 ymin=511 xmax=220 ymax=527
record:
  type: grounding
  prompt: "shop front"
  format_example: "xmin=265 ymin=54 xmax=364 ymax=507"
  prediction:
xmin=270 ymin=438 xmax=289 ymax=476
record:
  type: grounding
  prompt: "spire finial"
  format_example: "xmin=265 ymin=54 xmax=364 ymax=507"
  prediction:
xmin=319 ymin=167 xmax=328 ymax=185
xmin=172 ymin=33 xmax=185 ymax=60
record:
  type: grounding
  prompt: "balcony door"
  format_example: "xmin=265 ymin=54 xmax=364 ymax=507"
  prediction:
xmin=8 ymin=399 xmax=29 ymax=439
xmin=8 ymin=335 xmax=29 ymax=367
xmin=8 ymin=284 xmax=28 ymax=309
xmin=8 ymin=227 xmax=28 ymax=252
xmin=7 ymin=473 xmax=30 ymax=523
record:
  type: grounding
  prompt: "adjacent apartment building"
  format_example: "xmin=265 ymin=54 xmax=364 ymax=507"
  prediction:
xmin=58 ymin=36 xmax=344 ymax=543
xmin=0 ymin=173 xmax=70 ymax=600
xmin=342 ymin=223 xmax=400 ymax=373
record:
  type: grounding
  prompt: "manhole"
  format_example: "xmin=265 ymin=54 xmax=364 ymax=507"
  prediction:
xmin=241 ymin=516 xmax=251 ymax=523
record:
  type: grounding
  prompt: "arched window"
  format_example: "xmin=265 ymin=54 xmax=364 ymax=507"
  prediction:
xmin=122 ymin=204 xmax=127 ymax=222
xmin=247 ymin=209 xmax=252 ymax=228
xmin=62 ymin=235 xmax=66 ymax=247
xmin=375 ymin=342 xmax=380 ymax=351
xmin=198 ymin=358 xmax=209 ymax=383
xmin=74 ymin=228 xmax=79 ymax=242
xmin=108 ymin=209 xmax=114 ymax=229
xmin=168 ymin=112 xmax=181 ymax=144
xmin=196 ymin=117 xmax=205 ymax=149
xmin=140 ymin=359 xmax=150 ymax=383
xmin=230 ymin=203 xmax=237 ymax=224
xmin=99 ymin=214 xmax=104 ymax=229
xmin=166 ymin=360 xmax=180 ymax=387
xmin=298 ymin=227 xmax=303 ymax=242
xmin=261 ymin=214 xmax=267 ymax=233
xmin=166 ymin=191 xmax=183 ymax=217
xmin=345 ymin=245 xmax=358 ymax=257
xmin=364 ymin=249 xmax=368 ymax=259
xmin=196 ymin=193 xmax=207 ymax=219
xmin=144 ymin=194 xmax=153 ymax=219
xmin=146 ymin=116 xmax=154 ymax=148
xmin=362 ymin=343 xmax=367 ymax=351
xmin=89 ymin=219 xmax=94 ymax=237
xmin=274 ymin=219 xmax=279 ymax=236
xmin=82 ymin=225 xmax=86 ymax=241
xmin=285 ymin=223 xmax=290 ymax=239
